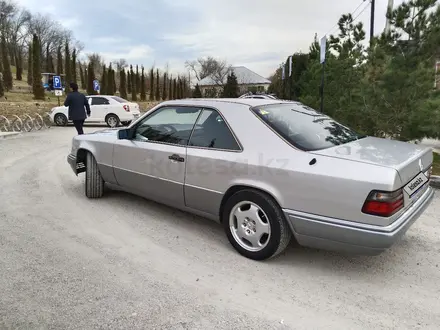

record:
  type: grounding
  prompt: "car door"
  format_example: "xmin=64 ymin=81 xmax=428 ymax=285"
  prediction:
xmin=184 ymin=108 xmax=242 ymax=216
xmin=90 ymin=96 xmax=110 ymax=122
xmin=112 ymin=105 xmax=203 ymax=208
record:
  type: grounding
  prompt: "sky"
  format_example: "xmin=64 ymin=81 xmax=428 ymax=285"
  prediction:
xmin=16 ymin=0 xmax=404 ymax=79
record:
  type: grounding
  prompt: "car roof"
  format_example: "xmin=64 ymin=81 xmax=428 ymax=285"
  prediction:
xmin=158 ymin=98 xmax=296 ymax=108
xmin=87 ymin=95 xmax=113 ymax=97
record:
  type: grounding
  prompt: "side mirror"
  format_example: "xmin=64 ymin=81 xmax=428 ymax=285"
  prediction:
xmin=118 ymin=128 xmax=134 ymax=140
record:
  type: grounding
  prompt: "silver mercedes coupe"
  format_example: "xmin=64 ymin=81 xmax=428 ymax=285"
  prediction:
xmin=67 ymin=98 xmax=435 ymax=260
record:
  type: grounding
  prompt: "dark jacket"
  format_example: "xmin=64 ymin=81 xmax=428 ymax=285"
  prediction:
xmin=64 ymin=91 xmax=91 ymax=120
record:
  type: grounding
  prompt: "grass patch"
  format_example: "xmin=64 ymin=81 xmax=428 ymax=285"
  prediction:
xmin=432 ymin=152 xmax=440 ymax=176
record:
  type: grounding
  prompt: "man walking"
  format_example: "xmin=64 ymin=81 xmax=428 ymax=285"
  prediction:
xmin=64 ymin=82 xmax=91 ymax=135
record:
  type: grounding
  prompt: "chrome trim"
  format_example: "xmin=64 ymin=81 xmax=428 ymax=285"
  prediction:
xmin=186 ymin=107 xmax=243 ymax=152
xmin=112 ymin=165 xmax=183 ymax=186
xmin=184 ymin=183 xmax=223 ymax=195
xmin=128 ymin=104 xmax=244 ymax=153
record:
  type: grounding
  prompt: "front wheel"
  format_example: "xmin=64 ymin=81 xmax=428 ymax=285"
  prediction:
xmin=222 ymin=189 xmax=292 ymax=260
xmin=54 ymin=113 xmax=67 ymax=126
xmin=85 ymin=152 xmax=104 ymax=198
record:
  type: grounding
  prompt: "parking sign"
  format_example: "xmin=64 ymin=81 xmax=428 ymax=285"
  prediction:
xmin=93 ymin=80 xmax=100 ymax=91
xmin=53 ymin=76 xmax=62 ymax=89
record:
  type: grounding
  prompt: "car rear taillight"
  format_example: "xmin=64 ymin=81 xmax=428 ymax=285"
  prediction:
xmin=362 ymin=189 xmax=404 ymax=217
xmin=123 ymin=105 xmax=130 ymax=112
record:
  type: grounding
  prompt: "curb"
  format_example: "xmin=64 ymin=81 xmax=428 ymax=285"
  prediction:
xmin=0 ymin=132 xmax=21 ymax=140
xmin=430 ymin=176 xmax=440 ymax=189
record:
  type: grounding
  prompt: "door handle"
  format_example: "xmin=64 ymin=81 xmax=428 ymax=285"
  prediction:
xmin=168 ymin=154 xmax=185 ymax=162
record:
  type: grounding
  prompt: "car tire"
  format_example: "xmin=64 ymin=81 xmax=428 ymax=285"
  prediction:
xmin=121 ymin=120 xmax=132 ymax=126
xmin=54 ymin=113 xmax=67 ymax=126
xmin=105 ymin=114 xmax=120 ymax=128
xmin=85 ymin=152 xmax=104 ymax=198
xmin=222 ymin=189 xmax=292 ymax=260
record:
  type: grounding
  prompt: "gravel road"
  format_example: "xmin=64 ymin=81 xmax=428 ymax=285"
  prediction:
xmin=1 ymin=127 xmax=440 ymax=330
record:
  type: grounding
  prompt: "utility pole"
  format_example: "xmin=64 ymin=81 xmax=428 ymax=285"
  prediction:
xmin=370 ymin=0 xmax=376 ymax=42
xmin=384 ymin=0 xmax=394 ymax=34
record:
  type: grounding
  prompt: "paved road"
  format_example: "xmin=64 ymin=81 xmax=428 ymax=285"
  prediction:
xmin=1 ymin=127 xmax=440 ymax=330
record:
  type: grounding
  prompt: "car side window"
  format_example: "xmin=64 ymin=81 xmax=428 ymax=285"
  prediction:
xmin=92 ymin=97 xmax=110 ymax=105
xmin=134 ymin=106 xmax=202 ymax=146
xmin=188 ymin=109 xmax=241 ymax=151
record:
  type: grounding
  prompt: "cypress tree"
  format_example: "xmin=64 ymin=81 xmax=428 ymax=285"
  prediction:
xmin=120 ymin=69 xmax=127 ymax=99
xmin=168 ymin=75 xmax=172 ymax=100
xmin=162 ymin=72 xmax=167 ymax=100
xmin=79 ymin=63 xmax=85 ymax=89
xmin=64 ymin=41 xmax=71 ymax=88
xmin=57 ymin=46 xmax=63 ymax=74
xmin=32 ymin=34 xmax=45 ymax=100
xmin=27 ymin=44 xmax=32 ymax=86
xmin=47 ymin=55 xmax=54 ymax=73
xmin=1 ymin=37 xmax=13 ymax=90
xmin=127 ymin=70 xmax=131 ymax=94
xmin=107 ymin=64 xmax=114 ymax=95
xmin=101 ymin=64 xmax=107 ymax=95
xmin=16 ymin=49 xmax=23 ymax=81
xmin=222 ymin=72 xmax=239 ymax=97
xmin=130 ymin=65 xmax=137 ymax=101
xmin=136 ymin=65 xmax=140 ymax=94
xmin=155 ymin=68 xmax=160 ymax=100
xmin=45 ymin=44 xmax=51 ymax=72
xmin=84 ymin=65 xmax=88 ymax=90
xmin=180 ymin=78 xmax=184 ymax=99
xmin=176 ymin=78 xmax=181 ymax=99
xmin=71 ymin=49 xmax=77 ymax=84
xmin=140 ymin=66 xmax=146 ymax=101
xmin=0 ymin=73 xmax=4 ymax=97
xmin=149 ymin=67 xmax=154 ymax=101
xmin=0 ymin=56 xmax=3 ymax=85
xmin=182 ymin=78 xmax=187 ymax=98
xmin=193 ymin=84 xmax=202 ymax=98
xmin=86 ymin=62 xmax=95 ymax=95
xmin=112 ymin=69 xmax=116 ymax=94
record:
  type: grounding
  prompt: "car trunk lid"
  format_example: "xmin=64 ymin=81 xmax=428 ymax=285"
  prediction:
xmin=310 ymin=136 xmax=433 ymax=187
xmin=128 ymin=102 xmax=140 ymax=114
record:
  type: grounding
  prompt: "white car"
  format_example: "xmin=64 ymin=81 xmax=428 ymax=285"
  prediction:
xmin=49 ymin=95 xmax=141 ymax=127
xmin=238 ymin=93 xmax=277 ymax=100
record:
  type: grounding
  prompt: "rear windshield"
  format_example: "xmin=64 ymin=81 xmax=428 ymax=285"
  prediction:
xmin=111 ymin=96 xmax=128 ymax=103
xmin=251 ymin=103 xmax=365 ymax=151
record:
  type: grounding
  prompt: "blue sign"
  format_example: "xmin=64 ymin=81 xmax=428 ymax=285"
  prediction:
xmin=93 ymin=80 xmax=100 ymax=91
xmin=53 ymin=75 xmax=62 ymax=89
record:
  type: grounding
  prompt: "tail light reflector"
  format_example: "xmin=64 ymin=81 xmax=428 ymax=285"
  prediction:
xmin=123 ymin=105 xmax=130 ymax=112
xmin=362 ymin=189 xmax=404 ymax=217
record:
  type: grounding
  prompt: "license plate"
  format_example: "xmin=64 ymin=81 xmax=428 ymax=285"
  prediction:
xmin=404 ymin=172 xmax=429 ymax=197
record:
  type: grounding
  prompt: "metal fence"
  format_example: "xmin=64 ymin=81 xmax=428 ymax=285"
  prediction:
xmin=0 ymin=113 xmax=53 ymax=133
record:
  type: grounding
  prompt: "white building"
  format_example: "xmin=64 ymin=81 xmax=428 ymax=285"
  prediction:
xmin=198 ymin=66 xmax=271 ymax=97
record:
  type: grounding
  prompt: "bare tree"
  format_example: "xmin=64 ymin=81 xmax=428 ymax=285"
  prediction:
xmin=113 ymin=58 xmax=128 ymax=71
xmin=184 ymin=56 xmax=231 ymax=86
xmin=86 ymin=52 xmax=105 ymax=77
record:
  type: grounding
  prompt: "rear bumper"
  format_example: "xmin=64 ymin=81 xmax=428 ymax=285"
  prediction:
xmin=284 ymin=186 xmax=435 ymax=255
xmin=120 ymin=113 xmax=140 ymax=122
